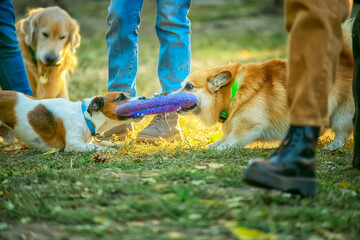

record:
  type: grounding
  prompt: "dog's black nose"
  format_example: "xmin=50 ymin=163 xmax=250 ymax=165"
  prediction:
xmin=45 ymin=53 xmax=58 ymax=65
xmin=139 ymin=96 xmax=146 ymax=100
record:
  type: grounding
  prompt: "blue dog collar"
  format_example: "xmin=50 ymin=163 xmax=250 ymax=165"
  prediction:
xmin=81 ymin=101 xmax=97 ymax=136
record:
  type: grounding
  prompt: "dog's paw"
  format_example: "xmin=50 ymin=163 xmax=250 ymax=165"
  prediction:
xmin=206 ymin=140 xmax=222 ymax=149
xmin=322 ymin=142 xmax=343 ymax=151
xmin=215 ymin=144 xmax=230 ymax=151
xmin=0 ymin=126 xmax=15 ymax=144
xmin=206 ymin=143 xmax=217 ymax=149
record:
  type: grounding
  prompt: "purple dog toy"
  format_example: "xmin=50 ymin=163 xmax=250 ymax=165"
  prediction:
xmin=116 ymin=93 xmax=197 ymax=117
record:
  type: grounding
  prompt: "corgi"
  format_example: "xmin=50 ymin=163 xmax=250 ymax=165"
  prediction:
xmin=175 ymin=38 xmax=354 ymax=151
xmin=0 ymin=91 xmax=145 ymax=152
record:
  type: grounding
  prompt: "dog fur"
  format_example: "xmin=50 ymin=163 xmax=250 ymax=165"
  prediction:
xmin=0 ymin=91 xmax=144 ymax=152
xmin=176 ymin=28 xmax=354 ymax=151
xmin=15 ymin=7 xmax=81 ymax=100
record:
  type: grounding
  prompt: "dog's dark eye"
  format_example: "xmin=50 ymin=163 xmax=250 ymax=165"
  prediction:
xmin=42 ymin=32 xmax=49 ymax=38
xmin=116 ymin=94 xmax=126 ymax=101
xmin=59 ymin=36 xmax=66 ymax=40
xmin=185 ymin=83 xmax=194 ymax=90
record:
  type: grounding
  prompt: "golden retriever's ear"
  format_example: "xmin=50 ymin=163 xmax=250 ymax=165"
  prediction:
xmin=87 ymin=96 xmax=105 ymax=116
xmin=21 ymin=8 xmax=43 ymax=47
xmin=69 ymin=19 xmax=81 ymax=53
xmin=208 ymin=70 xmax=232 ymax=92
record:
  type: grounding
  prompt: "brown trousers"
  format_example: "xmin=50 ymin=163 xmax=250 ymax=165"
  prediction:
xmin=285 ymin=0 xmax=351 ymax=126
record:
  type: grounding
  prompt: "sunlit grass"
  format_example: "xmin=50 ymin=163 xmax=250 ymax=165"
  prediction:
xmin=1 ymin=1 xmax=359 ymax=239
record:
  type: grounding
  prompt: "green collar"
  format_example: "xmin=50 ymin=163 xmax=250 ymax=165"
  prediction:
xmin=219 ymin=78 xmax=239 ymax=123
xmin=28 ymin=46 xmax=38 ymax=67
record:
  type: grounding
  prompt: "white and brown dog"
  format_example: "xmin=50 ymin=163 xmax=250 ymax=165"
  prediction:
xmin=0 ymin=91 xmax=144 ymax=152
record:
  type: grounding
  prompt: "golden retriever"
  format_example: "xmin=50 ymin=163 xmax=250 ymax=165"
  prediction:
xmin=175 ymin=26 xmax=354 ymax=151
xmin=15 ymin=6 xmax=81 ymax=99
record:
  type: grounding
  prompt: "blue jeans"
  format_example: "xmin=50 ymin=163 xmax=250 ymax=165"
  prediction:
xmin=106 ymin=0 xmax=191 ymax=97
xmin=0 ymin=0 xmax=33 ymax=96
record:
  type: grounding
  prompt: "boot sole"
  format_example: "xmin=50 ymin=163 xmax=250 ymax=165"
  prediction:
xmin=242 ymin=166 xmax=317 ymax=197
xmin=136 ymin=134 xmax=182 ymax=144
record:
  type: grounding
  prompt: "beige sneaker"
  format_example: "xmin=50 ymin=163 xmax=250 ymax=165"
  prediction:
xmin=103 ymin=123 xmax=133 ymax=142
xmin=136 ymin=112 xmax=182 ymax=143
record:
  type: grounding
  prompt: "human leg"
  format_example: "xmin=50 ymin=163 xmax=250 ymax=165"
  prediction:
xmin=0 ymin=0 xmax=33 ymax=96
xmin=155 ymin=0 xmax=191 ymax=93
xmin=136 ymin=0 xmax=191 ymax=143
xmin=106 ymin=0 xmax=144 ymax=97
xmin=242 ymin=0 xmax=350 ymax=196
xmin=352 ymin=9 xmax=360 ymax=169
xmin=104 ymin=0 xmax=144 ymax=141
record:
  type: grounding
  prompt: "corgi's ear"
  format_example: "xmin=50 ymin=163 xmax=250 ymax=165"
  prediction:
xmin=208 ymin=70 xmax=232 ymax=92
xmin=87 ymin=96 xmax=105 ymax=116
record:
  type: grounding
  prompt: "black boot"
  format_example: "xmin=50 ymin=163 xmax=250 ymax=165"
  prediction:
xmin=242 ymin=125 xmax=320 ymax=197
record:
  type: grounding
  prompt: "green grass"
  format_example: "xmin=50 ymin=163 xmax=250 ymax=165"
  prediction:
xmin=1 ymin=0 xmax=359 ymax=239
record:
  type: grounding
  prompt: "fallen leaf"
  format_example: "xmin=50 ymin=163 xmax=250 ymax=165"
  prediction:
xmin=226 ymin=223 xmax=277 ymax=240
xmin=142 ymin=177 xmax=156 ymax=185
xmin=93 ymin=215 xmax=111 ymax=226
xmin=191 ymin=180 xmax=206 ymax=186
xmin=188 ymin=213 xmax=201 ymax=220
xmin=39 ymin=149 xmax=58 ymax=156
xmin=207 ymin=163 xmax=224 ymax=169
xmin=168 ymin=231 xmax=182 ymax=239
xmin=129 ymin=221 xmax=145 ymax=227
xmin=6 ymin=201 xmax=15 ymax=211
xmin=153 ymin=184 xmax=163 ymax=190
xmin=339 ymin=181 xmax=351 ymax=188
xmin=199 ymin=199 xmax=215 ymax=205
xmin=20 ymin=217 xmax=31 ymax=224
xmin=161 ymin=193 xmax=177 ymax=200
xmin=195 ymin=165 xmax=207 ymax=170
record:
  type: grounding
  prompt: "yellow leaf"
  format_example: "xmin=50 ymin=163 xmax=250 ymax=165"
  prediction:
xmin=226 ymin=224 xmax=277 ymax=240
xmin=161 ymin=193 xmax=177 ymax=200
xmin=199 ymin=199 xmax=215 ymax=204
xmin=339 ymin=181 xmax=351 ymax=188
xmin=209 ymin=133 xmax=223 ymax=143
xmin=93 ymin=215 xmax=111 ymax=226
xmin=207 ymin=163 xmax=224 ymax=169
xmin=168 ymin=231 xmax=182 ymax=239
